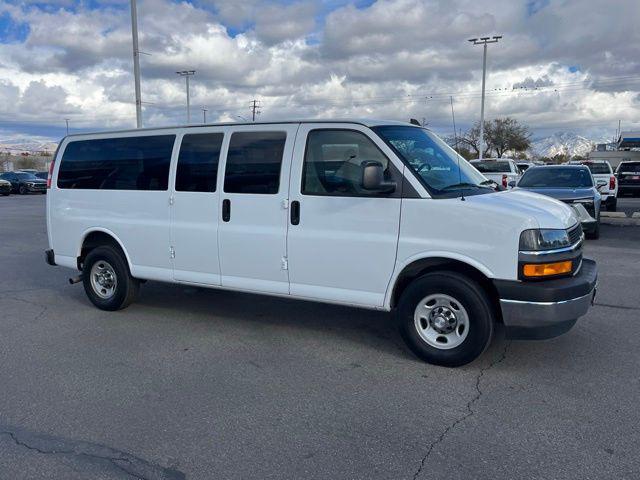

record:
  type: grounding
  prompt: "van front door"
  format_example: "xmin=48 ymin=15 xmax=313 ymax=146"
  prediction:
xmin=286 ymin=125 xmax=403 ymax=307
xmin=218 ymin=125 xmax=298 ymax=294
xmin=171 ymin=130 xmax=224 ymax=284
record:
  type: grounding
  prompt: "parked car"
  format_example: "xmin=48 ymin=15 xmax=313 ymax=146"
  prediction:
xmin=569 ymin=160 xmax=618 ymax=210
xmin=35 ymin=171 xmax=49 ymax=180
xmin=470 ymin=158 xmax=521 ymax=189
xmin=45 ymin=120 xmax=597 ymax=367
xmin=0 ymin=178 xmax=11 ymax=196
xmin=616 ymin=161 xmax=640 ymax=197
xmin=0 ymin=171 xmax=47 ymax=194
xmin=516 ymin=165 xmax=602 ymax=239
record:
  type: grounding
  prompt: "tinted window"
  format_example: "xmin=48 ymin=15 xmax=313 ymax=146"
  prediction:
xmin=224 ymin=132 xmax=286 ymax=194
xmin=618 ymin=162 xmax=640 ymax=173
xmin=580 ymin=162 xmax=611 ymax=174
xmin=58 ymin=135 xmax=175 ymax=190
xmin=176 ymin=133 xmax=223 ymax=192
xmin=472 ymin=161 xmax=512 ymax=173
xmin=17 ymin=172 xmax=39 ymax=180
xmin=518 ymin=167 xmax=593 ymax=188
xmin=303 ymin=129 xmax=391 ymax=196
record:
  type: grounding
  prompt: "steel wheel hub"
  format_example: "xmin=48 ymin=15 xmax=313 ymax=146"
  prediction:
xmin=414 ymin=293 xmax=470 ymax=350
xmin=90 ymin=261 xmax=117 ymax=299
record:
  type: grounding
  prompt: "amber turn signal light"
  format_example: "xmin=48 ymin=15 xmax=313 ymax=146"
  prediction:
xmin=523 ymin=261 xmax=572 ymax=278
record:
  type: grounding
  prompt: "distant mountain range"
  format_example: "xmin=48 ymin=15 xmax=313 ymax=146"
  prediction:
xmin=529 ymin=132 xmax=610 ymax=158
xmin=0 ymin=137 xmax=58 ymax=155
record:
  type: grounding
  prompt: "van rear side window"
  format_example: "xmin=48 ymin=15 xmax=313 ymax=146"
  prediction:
xmin=57 ymin=135 xmax=175 ymax=190
xmin=176 ymin=133 xmax=223 ymax=192
xmin=224 ymin=132 xmax=286 ymax=194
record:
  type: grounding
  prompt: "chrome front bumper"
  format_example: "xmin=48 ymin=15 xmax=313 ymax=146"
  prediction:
xmin=500 ymin=287 xmax=596 ymax=339
xmin=494 ymin=259 xmax=598 ymax=340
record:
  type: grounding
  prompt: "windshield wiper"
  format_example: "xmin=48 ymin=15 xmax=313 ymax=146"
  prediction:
xmin=442 ymin=182 xmax=491 ymax=191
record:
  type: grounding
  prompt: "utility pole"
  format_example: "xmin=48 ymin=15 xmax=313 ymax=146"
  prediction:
xmin=176 ymin=70 xmax=195 ymax=124
xmin=65 ymin=118 xmax=69 ymax=136
xmin=468 ymin=35 xmax=502 ymax=159
xmin=250 ymin=99 xmax=261 ymax=122
xmin=130 ymin=0 xmax=142 ymax=128
xmin=202 ymin=107 xmax=208 ymax=124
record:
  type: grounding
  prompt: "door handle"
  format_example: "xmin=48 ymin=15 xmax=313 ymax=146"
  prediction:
xmin=222 ymin=199 xmax=231 ymax=222
xmin=290 ymin=200 xmax=300 ymax=225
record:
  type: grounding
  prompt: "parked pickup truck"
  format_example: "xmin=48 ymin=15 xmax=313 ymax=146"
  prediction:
xmin=470 ymin=158 xmax=521 ymax=189
xmin=569 ymin=160 xmax=618 ymax=211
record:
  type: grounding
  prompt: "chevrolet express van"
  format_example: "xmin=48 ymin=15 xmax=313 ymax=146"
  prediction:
xmin=45 ymin=120 xmax=597 ymax=367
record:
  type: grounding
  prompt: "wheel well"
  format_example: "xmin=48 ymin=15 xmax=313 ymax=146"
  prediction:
xmin=79 ymin=231 xmax=127 ymax=271
xmin=391 ymin=258 xmax=503 ymax=323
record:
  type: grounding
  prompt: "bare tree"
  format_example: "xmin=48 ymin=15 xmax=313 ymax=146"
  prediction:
xmin=484 ymin=117 xmax=531 ymax=158
xmin=458 ymin=121 xmax=492 ymax=158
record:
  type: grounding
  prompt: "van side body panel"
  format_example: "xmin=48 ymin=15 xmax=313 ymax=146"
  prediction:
xmin=386 ymin=196 xmax=539 ymax=310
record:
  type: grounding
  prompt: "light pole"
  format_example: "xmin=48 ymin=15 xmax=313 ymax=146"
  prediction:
xmin=202 ymin=107 xmax=207 ymax=124
xmin=130 ymin=0 xmax=142 ymax=128
xmin=64 ymin=118 xmax=69 ymax=135
xmin=468 ymin=35 xmax=502 ymax=159
xmin=176 ymin=70 xmax=195 ymax=124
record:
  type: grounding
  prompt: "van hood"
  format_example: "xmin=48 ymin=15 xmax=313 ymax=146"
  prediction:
xmin=465 ymin=189 xmax=577 ymax=230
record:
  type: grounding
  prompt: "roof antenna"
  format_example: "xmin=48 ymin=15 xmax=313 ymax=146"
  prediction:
xmin=450 ymin=96 xmax=465 ymax=201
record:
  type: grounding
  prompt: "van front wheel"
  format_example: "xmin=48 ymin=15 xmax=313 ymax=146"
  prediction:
xmin=397 ymin=272 xmax=493 ymax=367
xmin=82 ymin=246 xmax=139 ymax=311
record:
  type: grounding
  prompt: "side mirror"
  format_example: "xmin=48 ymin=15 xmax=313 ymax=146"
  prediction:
xmin=508 ymin=180 xmax=516 ymax=188
xmin=361 ymin=161 xmax=396 ymax=193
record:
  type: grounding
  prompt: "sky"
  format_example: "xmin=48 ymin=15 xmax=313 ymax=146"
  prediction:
xmin=0 ymin=0 xmax=639 ymax=144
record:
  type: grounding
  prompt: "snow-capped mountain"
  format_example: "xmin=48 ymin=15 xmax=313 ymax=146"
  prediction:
xmin=529 ymin=132 xmax=606 ymax=158
xmin=0 ymin=134 xmax=58 ymax=155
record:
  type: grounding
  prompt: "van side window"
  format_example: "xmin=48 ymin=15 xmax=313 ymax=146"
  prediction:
xmin=224 ymin=132 xmax=286 ymax=194
xmin=302 ymin=129 xmax=391 ymax=196
xmin=57 ymin=135 xmax=175 ymax=190
xmin=176 ymin=133 xmax=223 ymax=192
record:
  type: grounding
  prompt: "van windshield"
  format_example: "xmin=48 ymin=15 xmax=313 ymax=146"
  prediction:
xmin=373 ymin=126 xmax=491 ymax=197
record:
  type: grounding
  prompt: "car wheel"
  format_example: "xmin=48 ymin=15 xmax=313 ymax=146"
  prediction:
xmin=18 ymin=185 xmax=27 ymax=195
xmin=586 ymin=216 xmax=600 ymax=240
xmin=397 ymin=271 xmax=494 ymax=367
xmin=82 ymin=245 xmax=140 ymax=311
xmin=608 ymin=199 xmax=617 ymax=211
xmin=1 ymin=193 xmax=8 ymax=196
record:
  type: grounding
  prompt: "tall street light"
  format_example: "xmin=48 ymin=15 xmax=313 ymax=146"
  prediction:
xmin=468 ymin=35 xmax=502 ymax=159
xmin=130 ymin=0 xmax=142 ymax=128
xmin=176 ymin=70 xmax=196 ymax=124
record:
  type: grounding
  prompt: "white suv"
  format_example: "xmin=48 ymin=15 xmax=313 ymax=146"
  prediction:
xmin=45 ymin=120 xmax=597 ymax=367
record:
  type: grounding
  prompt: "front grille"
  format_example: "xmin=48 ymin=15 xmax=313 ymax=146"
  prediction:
xmin=568 ymin=224 xmax=583 ymax=245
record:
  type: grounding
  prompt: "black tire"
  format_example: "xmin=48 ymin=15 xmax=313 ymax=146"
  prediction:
xmin=397 ymin=271 xmax=494 ymax=367
xmin=607 ymin=199 xmax=617 ymax=211
xmin=18 ymin=185 xmax=27 ymax=195
xmin=1 ymin=193 xmax=8 ymax=196
xmin=586 ymin=222 xmax=600 ymax=240
xmin=82 ymin=245 xmax=139 ymax=311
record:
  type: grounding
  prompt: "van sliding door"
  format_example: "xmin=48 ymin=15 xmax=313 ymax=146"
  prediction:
xmin=217 ymin=125 xmax=299 ymax=294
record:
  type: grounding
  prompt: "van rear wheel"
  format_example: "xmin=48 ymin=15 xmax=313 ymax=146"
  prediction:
xmin=82 ymin=246 xmax=139 ymax=311
xmin=397 ymin=271 xmax=494 ymax=367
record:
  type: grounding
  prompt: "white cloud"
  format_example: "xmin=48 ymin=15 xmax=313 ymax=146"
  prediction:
xmin=0 ymin=0 xmax=638 ymax=141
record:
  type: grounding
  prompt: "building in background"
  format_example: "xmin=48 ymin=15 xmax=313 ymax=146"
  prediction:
xmin=588 ymin=131 xmax=640 ymax=169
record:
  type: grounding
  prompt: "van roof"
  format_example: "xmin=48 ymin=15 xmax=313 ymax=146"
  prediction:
xmin=63 ymin=118 xmax=419 ymax=139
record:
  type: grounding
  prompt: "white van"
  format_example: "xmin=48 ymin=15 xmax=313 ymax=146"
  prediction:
xmin=45 ymin=120 xmax=597 ymax=367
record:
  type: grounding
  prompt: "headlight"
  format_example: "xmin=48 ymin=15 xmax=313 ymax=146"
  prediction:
xmin=519 ymin=229 xmax=571 ymax=251
xmin=26 ymin=182 xmax=34 ymax=186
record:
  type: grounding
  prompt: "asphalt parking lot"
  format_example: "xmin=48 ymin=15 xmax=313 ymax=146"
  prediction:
xmin=1 ymin=194 xmax=639 ymax=480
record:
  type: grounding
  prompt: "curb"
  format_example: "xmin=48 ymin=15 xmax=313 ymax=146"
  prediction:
xmin=600 ymin=217 xmax=640 ymax=226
